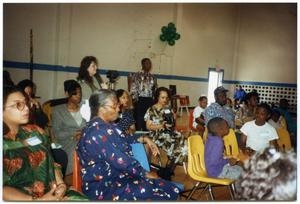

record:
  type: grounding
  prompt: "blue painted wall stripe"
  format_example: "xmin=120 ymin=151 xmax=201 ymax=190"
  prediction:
xmin=3 ymin=60 xmax=296 ymax=88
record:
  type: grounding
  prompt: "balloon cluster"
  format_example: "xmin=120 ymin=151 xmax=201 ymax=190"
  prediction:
xmin=159 ymin=22 xmax=181 ymax=46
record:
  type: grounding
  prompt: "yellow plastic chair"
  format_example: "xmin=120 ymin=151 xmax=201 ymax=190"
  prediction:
xmin=276 ymin=128 xmax=292 ymax=152
xmin=223 ymin=129 xmax=239 ymax=158
xmin=186 ymin=135 xmax=235 ymax=200
xmin=202 ymin=127 xmax=208 ymax=143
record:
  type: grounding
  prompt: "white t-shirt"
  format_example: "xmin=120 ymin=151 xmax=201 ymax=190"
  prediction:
xmin=193 ymin=106 xmax=205 ymax=128
xmin=240 ymin=120 xmax=279 ymax=152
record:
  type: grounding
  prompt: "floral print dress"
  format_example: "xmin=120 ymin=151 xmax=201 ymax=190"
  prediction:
xmin=76 ymin=117 xmax=179 ymax=201
xmin=3 ymin=124 xmax=88 ymax=201
xmin=144 ymin=106 xmax=188 ymax=164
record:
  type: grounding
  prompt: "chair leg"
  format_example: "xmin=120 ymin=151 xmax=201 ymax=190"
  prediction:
xmin=208 ymin=184 xmax=215 ymax=200
xmin=180 ymin=107 xmax=183 ymax=117
xmin=185 ymin=107 xmax=189 ymax=115
xmin=229 ymin=183 xmax=236 ymax=200
xmin=183 ymin=162 xmax=187 ymax=174
xmin=186 ymin=182 xmax=200 ymax=200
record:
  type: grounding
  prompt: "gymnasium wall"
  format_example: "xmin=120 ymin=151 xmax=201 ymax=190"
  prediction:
xmin=3 ymin=3 xmax=297 ymax=110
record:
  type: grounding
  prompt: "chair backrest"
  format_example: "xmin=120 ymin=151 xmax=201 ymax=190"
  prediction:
xmin=42 ymin=100 xmax=52 ymax=126
xmin=73 ymin=151 xmax=82 ymax=192
xmin=276 ymin=128 xmax=292 ymax=151
xmin=179 ymin=95 xmax=190 ymax=106
xmin=223 ymin=129 xmax=239 ymax=158
xmin=203 ymin=127 xmax=208 ymax=143
xmin=187 ymin=135 xmax=207 ymax=178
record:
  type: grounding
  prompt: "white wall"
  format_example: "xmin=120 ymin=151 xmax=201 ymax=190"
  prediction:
xmin=3 ymin=3 xmax=297 ymax=106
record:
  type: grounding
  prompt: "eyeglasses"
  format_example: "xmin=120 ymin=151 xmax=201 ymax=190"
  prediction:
xmin=103 ymin=104 xmax=119 ymax=111
xmin=5 ymin=101 xmax=29 ymax=111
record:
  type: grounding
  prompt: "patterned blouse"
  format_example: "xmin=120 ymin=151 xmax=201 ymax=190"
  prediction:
xmin=130 ymin=71 xmax=157 ymax=101
xmin=144 ymin=106 xmax=188 ymax=164
xmin=76 ymin=117 xmax=179 ymax=201
xmin=3 ymin=124 xmax=88 ymax=201
xmin=203 ymin=102 xmax=235 ymax=128
xmin=116 ymin=109 xmax=135 ymax=133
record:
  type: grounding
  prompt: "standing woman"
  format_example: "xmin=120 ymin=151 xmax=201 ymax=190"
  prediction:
xmin=52 ymin=80 xmax=86 ymax=176
xmin=77 ymin=89 xmax=179 ymax=201
xmin=77 ymin=56 xmax=107 ymax=103
xmin=3 ymin=86 xmax=87 ymax=201
xmin=144 ymin=87 xmax=187 ymax=173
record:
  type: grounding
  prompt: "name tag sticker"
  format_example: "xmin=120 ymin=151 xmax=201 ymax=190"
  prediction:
xmin=25 ymin=136 xmax=42 ymax=146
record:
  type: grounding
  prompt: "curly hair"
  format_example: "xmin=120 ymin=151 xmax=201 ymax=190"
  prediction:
xmin=235 ymin=147 xmax=296 ymax=200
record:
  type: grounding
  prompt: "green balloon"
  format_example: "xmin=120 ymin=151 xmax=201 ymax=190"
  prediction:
xmin=160 ymin=34 xmax=166 ymax=42
xmin=168 ymin=22 xmax=175 ymax=28
xmin=161 ymin=26 xmax=168 ymax=34
xmin=175 ymin=33 xmax=181 ymax=40
xmin=169 ymin=32 xmax=176 ymax=39
xmin=168 ymin=40 xmax=175 ymax=46
xmin=166 ymin=33 xmax=173 ymax=41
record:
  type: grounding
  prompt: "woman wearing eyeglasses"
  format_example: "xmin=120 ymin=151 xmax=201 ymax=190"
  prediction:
xmin=3 ymin=86 xmax=88 ymax=201
xmin=76 ymin=89 xmax=179 ymax=201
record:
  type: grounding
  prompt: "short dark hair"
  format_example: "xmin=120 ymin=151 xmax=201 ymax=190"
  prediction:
xmin=141 ymin=58 xmax=150 ymax=65
xmin=154 ymin=87 xmax=170 ymax=104
xmin=77 ymin=56 xmax=98 ymax=83
xmin=198 ymin=96 xmax=207 ymax=101
xmin=257 ymin=103 xmax=272 ymax=115
xmin=64 ymin=80 xmax=81 ymax=96
xmin=245 ymin=91 xmax=260 ymax=104
xmin=207 ymin=117 xmax=228 ymax=136
xmin=17 ymin=79 xmax=34 ymax=91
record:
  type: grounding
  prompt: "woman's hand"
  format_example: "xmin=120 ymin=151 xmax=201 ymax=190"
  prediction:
xmin=145 ymin=171 xmax=160 ymax=179
xmin=73 ymin=130 xmax=82 ymax=141
xmin=54 ymin=183 xmax=67 ymax=200
xmin=35 ymin=185 xmax=60 ymax=201
xmin=144 ymin=137 xmax=160 ymax=157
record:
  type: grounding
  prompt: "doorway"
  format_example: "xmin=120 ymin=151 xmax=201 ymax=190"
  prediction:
xmin=207 ymin=68 xmax=224 ymax=104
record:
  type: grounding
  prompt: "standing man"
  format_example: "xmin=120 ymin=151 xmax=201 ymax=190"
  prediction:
xmin=130 ymin=58 xmax=157 ymax=131
xmin=203 ymin=86 xmax=235 ymax=129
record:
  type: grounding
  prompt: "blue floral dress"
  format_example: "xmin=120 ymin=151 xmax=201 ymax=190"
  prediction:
xmin=76 ymin=117 xmax=179 ymax=201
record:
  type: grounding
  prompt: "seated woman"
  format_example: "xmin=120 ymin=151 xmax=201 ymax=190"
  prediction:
xmin=235 ymin=91 xmax=259 ymax=128
xmin=144 ymin=87 xmax=187 ymax=173
xmin=3 ymin=86 xmax=88 ymax=201
xmin=52 ymin=80 xmax=86 ymax=176
xmin=17 ymin=79 xmax=48 ymax=129
xmin=76 ymin=89 xmax=180 ymax=201
xmin=115 ymin=89 xmax=135 ymax=135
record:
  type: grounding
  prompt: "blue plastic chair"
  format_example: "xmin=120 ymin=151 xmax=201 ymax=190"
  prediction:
xmin=131 ymin=143 xmax=184 ymax=192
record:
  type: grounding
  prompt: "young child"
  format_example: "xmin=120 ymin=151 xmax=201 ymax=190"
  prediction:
xmin=192 ymin=96 xmax=207 ymax=135
xmin=240 ymin=103 xmax=279 ymax=155
xmin=204 ymin=117 xmax=243 ymax=180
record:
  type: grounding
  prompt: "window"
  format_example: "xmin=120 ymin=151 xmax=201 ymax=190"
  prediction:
xmin=207 ymin=68 xmax=224 ymax=104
